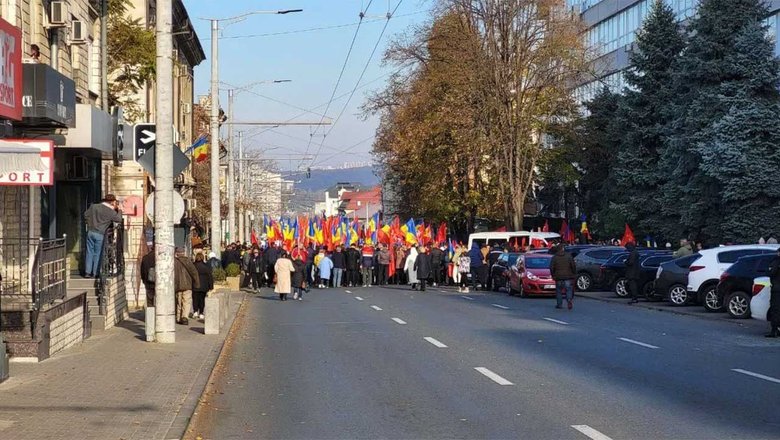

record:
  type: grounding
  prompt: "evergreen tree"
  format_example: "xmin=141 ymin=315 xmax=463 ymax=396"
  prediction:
xmin=661 ymin=0 xmax=770 ymax=242
xmin=611 ymin=0 xmax=684 ymax=241
xmin=697 ymin=18 xmax=780 ymax=242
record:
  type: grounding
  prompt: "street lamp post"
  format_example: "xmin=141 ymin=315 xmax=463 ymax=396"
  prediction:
xmin=205 ymin=8 xmax=302 ymax=250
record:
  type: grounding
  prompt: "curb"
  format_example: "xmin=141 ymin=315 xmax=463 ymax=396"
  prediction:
xmin=172 ymin=291 xmax=248 ymax=440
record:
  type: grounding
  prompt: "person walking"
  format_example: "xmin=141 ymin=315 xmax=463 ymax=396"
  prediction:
xmin=207 ymin=251 xmax=221 ymax=271
xmin=673 ymin=239 xmax=693 ymax=258
xmin=430 ymin=245 xmax=443 ymax=287
xmin=174 ymin=248 xmax=200 ymax=325
xmin=83 ymin=194 xmax=123 ymax=278
xmin=457 ymin=248 xmax=471 ymax=293
xmin=405 ymin=246 xmax=419 ymax=290
xmin=274 ymin=251 xmax=295 ymax=301
xmin=332 ymin=245 xmax=346 ymax=288
xmin=414 ymin=246 xmax=432 ymax=291
xmin=469 ymin=242 xmax=484 ymax=291
xmin=240 ymin=246 xmax=252 ymax=289
xmin=346 ymin=244 xmax=361 ymax=287
xmin=452 ymin=245 xmax=463 ymax=288
xmin=318 ymin=251 xmax=334 ymax=288
xmin=766 ymin=248 xmax=780 ymax=337
xmin=361 ymin=243 xmax=375 ymax=287
xmin=292 ymin=255 xmax=307 ymax=301
xmin=140 ymin=245 xmax=156 ymax=307
xmin=248 ymin=247 xmax=265 ymax=292
xmin=550 ymin=244 xmax=576 ymax=310
xmin=377 ymin=244 xmax=391 ymax=286
xmin=265 ymin=243 xmax=279 ymax=288
xmin=192 ymin=253 xmax=213 ymax=319
xmin=625 ymin=242 xmax=641 ymax=304
xmin=395 ymin=245 xmax=406 ymax=284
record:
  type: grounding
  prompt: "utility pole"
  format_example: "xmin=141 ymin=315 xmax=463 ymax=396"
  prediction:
xmin=154 ymin=0 xmax=175 ymax=343
xmin=100 ymin=0 xmax=108 ymax=111
xmin=238 ymin=131 xmax=245 ymax=243
xmin=227 ymin=89 xmax=235 ymax=243
xmin=210 ymin=19 xmax=221 ymax=250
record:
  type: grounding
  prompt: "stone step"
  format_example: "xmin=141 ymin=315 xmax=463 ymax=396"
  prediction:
xmin=69 ymin=277 xmax=98 ymax=290
xmin=90 ymin=315 xmax=105 ymax=332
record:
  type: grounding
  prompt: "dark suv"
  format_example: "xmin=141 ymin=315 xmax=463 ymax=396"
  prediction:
xmin=653 ymin=254 xmax=700 ymax=305
xmin=490 ymin=252 xmax=520 ymax=292
xmin=716 ymin=254 xmax=775 ymax=319
xmin=600 ymin=251 xmax=674 ymax=298
xmin=573 ymin=247 xmax=625 ymax=291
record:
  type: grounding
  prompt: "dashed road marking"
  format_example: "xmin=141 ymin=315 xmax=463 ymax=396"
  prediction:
xmin=543 ymin=317 xmax=569 ymax=325
xmin=391 ymin=318 xmax=407 ymax=325
xmin=474 ymin=367 xmax=514 ymax=385
xmin=439 ymin=290 xmax=447 ymax=293
xmin=424 ymin=337 xmax=448 ymax=348
xmin=491 ymin=304 xmax=509 ymax=310
xmin=571 ymin=425 xmax=614 ymax=440
xmin=370 ymin=305 xmax=382 ymax=311
xmin=461 ymin=296 xmax=474 ymax=300
xmin=732 ymin=368 xmax=780 ymax=384
xmin=355 ymin=296 xmax=364 ymax=301
xmin=618 ymin=337 xmax=658 ymax=349
xmin=345 ymin=290 xmax=352 ymax=294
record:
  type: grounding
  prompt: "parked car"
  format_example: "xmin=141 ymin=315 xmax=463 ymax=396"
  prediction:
xmin=490 ymin=252 xmax=521 ymax=292
xmin=750 ymin=277 xmax=771 ymax=321
xmin=507 ymin=253 xmax=555 ymax=297
xmin=573 ymin=246 xmax=626 ymax=291
xmin=600 ymin=252 xmax=674 ymax=298
xmin=716 ymin=254 xmax=775 ymax=318
xmin=542 ymin=244 xmax=598 ymax=259
xmin=687 ymin=245 xmax=779 ymax=312
xmin=653 ymin=254 xmax=700 ymax=305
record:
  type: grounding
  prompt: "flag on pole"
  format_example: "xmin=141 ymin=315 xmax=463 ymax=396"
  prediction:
xmin=620 ymin=224 xmax=635 ymax=246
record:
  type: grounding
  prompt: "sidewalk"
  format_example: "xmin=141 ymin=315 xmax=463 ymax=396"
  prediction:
xmin=0 ymin=291 xmax=244 ymax=440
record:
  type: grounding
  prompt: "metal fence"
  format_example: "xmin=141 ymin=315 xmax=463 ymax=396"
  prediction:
xmin=0 ymin=237 xmax=67 ymax=311
xmin=32 ymin=237 xmax=68 ymax=309
xmin=96 ymin=222 xmax=124 ymax=315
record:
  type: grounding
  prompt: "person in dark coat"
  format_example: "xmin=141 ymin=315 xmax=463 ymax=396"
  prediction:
xmin=766 ymin=248 xmax=780 ymax=337
xmin=292 ymin=255 xmax=307 ymax=300
xmin=331 ymin=245 xmax=346 ymax=288
xmin=140 ymin=247 xmax=155 ymax=307
xmin=265 ymin=244 xmax=279 ymax=288
xmin=248 ymin=247 xmax=265 ymax=292
xmin=469 ymin=242 xmax=484 ymax=291
xmin=414 ymin=246 xmax=432 ymax=291
xmin=192 ymin=253 xmax=213 ymax=319
xmin=624 ymin=242 xmax=641 ymax=303
xmin=550 ymin=244 xmax=576 ymax=310
xmin=345 ymin=244 xmax=361 ymax=287
xmin=429 ymin=245 xmax=444 ymax=287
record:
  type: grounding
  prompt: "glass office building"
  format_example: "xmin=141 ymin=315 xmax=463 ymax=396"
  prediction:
xmin=570 ymin=0 xmax=780 ymax=104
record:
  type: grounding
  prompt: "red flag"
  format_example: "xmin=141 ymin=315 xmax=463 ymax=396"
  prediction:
xmin=436 ymin=222 xmax=447 ymax=245
xmin=620 ymin=224 xmax=635 ymax=246
xmin=495 ymin=226 xmax=508 ymax=232
xmin=542 ymin=220 xmax=549 ymax=232
xmin=388 ymin=246 xmax=396 ymax=278
xmin=559 ymin=220 xmax=569 ymax=242
xmin=250 ymin=229 xmax=258 ymax=245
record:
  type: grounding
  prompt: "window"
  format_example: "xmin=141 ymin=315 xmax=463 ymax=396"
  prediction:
xmin=717 ymin=249 xmax=771 ymax=264
xmin=589 ymin=250 xmax=615 ymax=260
xmin=524 ymin=257 xmax=551 ymax=269
xmin=675 ymin=254 xmax=699 ymax=268
xmin=644 ymin=256 xmax=674 ymax=267
xmin=508 ymin=254 xmax=520 ymax=266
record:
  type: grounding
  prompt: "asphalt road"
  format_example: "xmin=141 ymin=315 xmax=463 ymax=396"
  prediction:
xmin=193 ymin=285 xmax=780 ymax=440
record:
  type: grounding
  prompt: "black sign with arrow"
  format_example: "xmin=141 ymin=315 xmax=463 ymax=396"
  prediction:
xmin=133 ymin=123 xmax=190 ymax=178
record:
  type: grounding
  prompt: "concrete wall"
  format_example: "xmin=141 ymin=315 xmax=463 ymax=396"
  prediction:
xmin=102 ymin=276 xmax=128 ymax=330
xmin=48 ymin=304 xmax=84 ymax=356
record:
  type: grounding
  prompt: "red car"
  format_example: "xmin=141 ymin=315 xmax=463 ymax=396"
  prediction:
xmin=508 ymin=254 xmax=556 ymax=297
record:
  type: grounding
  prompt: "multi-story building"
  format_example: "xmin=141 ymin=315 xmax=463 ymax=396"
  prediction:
xmin=570 ymin=0 xmax=780 ymax=103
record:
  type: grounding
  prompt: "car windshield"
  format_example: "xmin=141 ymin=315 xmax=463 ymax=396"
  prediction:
xmin=508 ymin=254 xmax=519 ymax=265
xmin=524 ymin=257 xmax=550 ymax=269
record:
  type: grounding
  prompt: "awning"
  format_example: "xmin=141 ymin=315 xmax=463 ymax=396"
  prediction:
xmin=0 ymin=140 xmax=44 ymax=173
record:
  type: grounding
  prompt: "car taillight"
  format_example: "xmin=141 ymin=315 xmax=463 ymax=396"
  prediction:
xmin=752 ymin=284 xmax=765 ymax=296
xmin=720 ymin=272 xmax=730 ymax=282
xmin=689 ymin=265 xmax=705 ymax=272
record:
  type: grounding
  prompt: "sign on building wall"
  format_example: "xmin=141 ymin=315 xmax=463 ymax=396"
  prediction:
xmin=0 ymin=139 xmax=54 ymax=186
xmin=0 ymin=18 xmax=22 ymax=121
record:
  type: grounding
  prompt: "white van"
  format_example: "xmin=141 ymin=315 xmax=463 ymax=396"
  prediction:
xmin=467 ymin=231 xmax=560 ymax=250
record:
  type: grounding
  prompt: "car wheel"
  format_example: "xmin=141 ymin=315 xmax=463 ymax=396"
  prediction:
xmin=702 ymin=285 xmax=724 ymax=312
xmin=726 ymin=291 xmax=751 ymax=319
xmin=614 ymin=278 xmax=629 ymax=298
xmin=668 ymin=285 xmax=689 ymax=306
xmin=576 ymin=273 xmax=592 ymax=291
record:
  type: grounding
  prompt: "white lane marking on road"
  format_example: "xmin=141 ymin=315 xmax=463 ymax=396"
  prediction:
xmin=345 ymin=290 xmax=352 ymax=294
xmin=618 ymin=337 xmax=659 ymax=349
xmin=355 ymin=296 xmax=364 ymax=301
xmin=370 ymin=305 xmax=383 ymax=311
xmin=491 ymin=304 xmax=510 ymax=310
xmin=474 ymin=367 xmax=514 ymax=385
xmin=461 ymin=296 xmax=474 ymax=300
xmin=391 ymin=317 xmax=407 ymax=325
xmin=571 ymin=425 xmax=614 ymax=440
xmin=732 ymin=368 xmax=780 ymax=384
xmin=543 ymin=317 xmax=569 ymax=325
xmin=439 ymin=289 xmax=448 ymax=293
xmin=424 ymin=337 xmax=448 ymax=348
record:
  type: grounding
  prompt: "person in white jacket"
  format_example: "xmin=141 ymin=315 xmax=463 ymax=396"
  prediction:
xmin=405 ymin=246 xmax=419 ymax=289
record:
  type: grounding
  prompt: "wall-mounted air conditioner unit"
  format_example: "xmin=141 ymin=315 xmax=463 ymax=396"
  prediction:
xmin=49 ymin=1 xmax=67 ymax=27
xmin=69 ymin=20 xmax=86 ymax=44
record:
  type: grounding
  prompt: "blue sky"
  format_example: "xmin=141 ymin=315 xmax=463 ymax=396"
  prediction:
xmin=186 ymin=0 xmax=433 ymax=171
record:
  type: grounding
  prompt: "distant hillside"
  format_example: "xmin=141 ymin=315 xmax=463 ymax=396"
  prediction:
xmin=290 ymin=166 xmax=379 ymax=192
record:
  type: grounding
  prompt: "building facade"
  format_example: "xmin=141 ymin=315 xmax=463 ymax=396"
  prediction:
xmin=570 ymin=0 xmax=780 ymax=103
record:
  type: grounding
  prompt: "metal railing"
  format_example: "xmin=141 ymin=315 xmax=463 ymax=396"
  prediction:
xmin=31 ymin=237 xmax=68 ymax=310
xmin=0 ymin=237 xmax=67 ymax=312
xmin=96 ymin=222 xmax=124 ymax=315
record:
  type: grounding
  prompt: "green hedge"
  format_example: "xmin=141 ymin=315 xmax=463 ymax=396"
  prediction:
xmin=213 ymin=267 xmax=227 ymax=282
xmin=225 ymin=262 xmax=241 ymax=277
